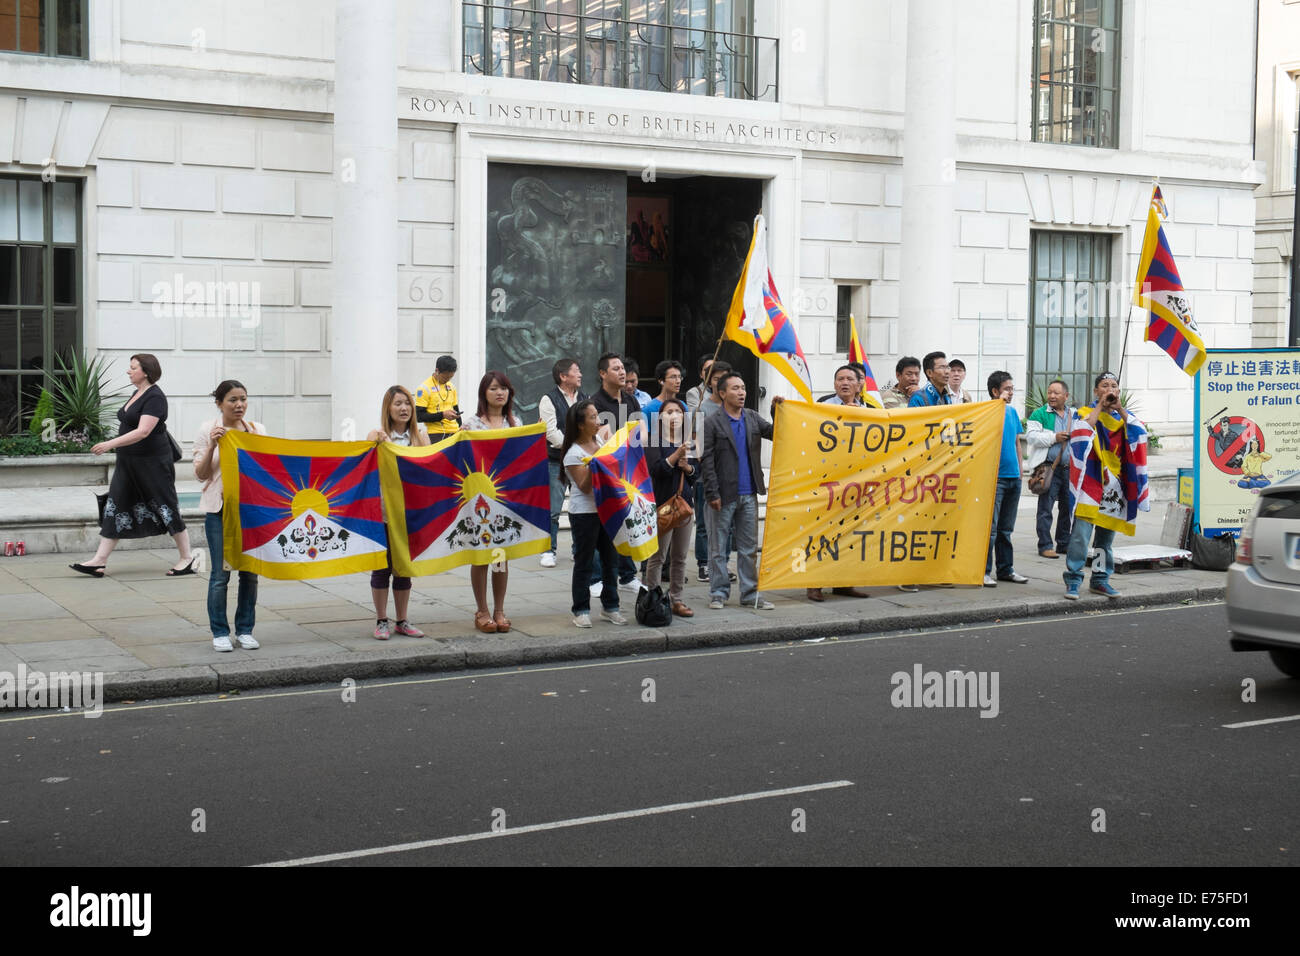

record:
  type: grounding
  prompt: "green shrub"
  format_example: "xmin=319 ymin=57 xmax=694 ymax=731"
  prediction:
xmin=47 ymin=352 xmax=125 ymax=442
xmin=27 ymin=389 xmax=54 ymax=437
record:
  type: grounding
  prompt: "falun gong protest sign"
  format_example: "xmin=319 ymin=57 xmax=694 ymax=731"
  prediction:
xmin=1194 ymin=348 xmax=1300 ymax=534
xmin=758 ymin=400 xmax=1003 ymax=589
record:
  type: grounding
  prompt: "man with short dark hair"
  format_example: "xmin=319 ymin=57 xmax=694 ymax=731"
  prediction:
xmin=691 ymin=360 xmax=734 ymax=582
xmin=821 ymin=365 xmax=867 ymax=407
xmin=536 ymin=358 xmax=586 ymax=567
xmin=623 ymin=359 xmax=653 ymax=407
xmin=984 ymin=371 xmax=1028 ymax=587
xmin=882 ymin=356 xmax=922 ymax=409
xmin=909 ymin=351 xmax=953 ymax=407
xmin=414 ymin=355 xmax=460 ymax=435
xmin=592 ymin=352 xmax=642 ymax=437
xmin=641 ymin=359 xmax=684 ymax=417
xmin=701 ymin=372 xmax=775 ymax=610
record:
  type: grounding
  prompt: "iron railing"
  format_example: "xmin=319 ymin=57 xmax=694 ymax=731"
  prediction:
xmin=463 ymin=2 xmax=778 ymax=102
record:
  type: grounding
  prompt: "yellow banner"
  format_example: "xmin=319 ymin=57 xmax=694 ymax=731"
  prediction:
xmin=758 ymin=400 xmax=1004 ymax=589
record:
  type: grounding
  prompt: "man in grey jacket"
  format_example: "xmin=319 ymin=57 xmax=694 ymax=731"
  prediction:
xmin=700 ymin=372 xmax=775 ymax=610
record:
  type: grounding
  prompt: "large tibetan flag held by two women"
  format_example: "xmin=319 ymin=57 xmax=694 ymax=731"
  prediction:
xmin=846 ymin=314 xmax=883 ymax=408
xmin=1067 ymin=405 xmax=1151 ymax=537
xmin=723 ymin=214 xmax=815 ymax=403
xmin=1133 ymin=184 xmax=1207 ymax=376
xmin=220 ymin=432 xmax=390 ymax=579
xmin=379 ymin=423 xmax=550 ymax=577
xmin=586 ymin=422 xmax=660 ymax=562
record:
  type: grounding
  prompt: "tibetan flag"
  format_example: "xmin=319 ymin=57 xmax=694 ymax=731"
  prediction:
xmin=1067 ymin=405 xmax=1151 ymax=537
xmin=379 ymin=423 xmax=550 ymax=577
xmin=586 ymin=422 xmax=660 ymax=562
xmin=221 ymin=432 xmax=389 ymax=579
xmin=1134 ymin=184 xmax=1207 ymax=376
xmin=846 ymin=314 xmax=883 ymax=409
xmin=724 ymin=214 xmax=815 ymax=403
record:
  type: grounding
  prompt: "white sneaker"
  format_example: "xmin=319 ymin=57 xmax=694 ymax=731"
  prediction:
xmin=753 ymin=599 xmax=775 ymax=610
xmin=708 ymin=599 xmax=725 ymax=610
xmin=599 ymin=609 xmax=628 ymax=625
xmin=236 ymin=633 xmax=259 ymax=649
xmin=983 ymin=574 xmax=997 ymax=587
xmin=540 ymin=551 xmax=557 ymax=568
xmin=212 ymin=636 xmax=233 ymax=652
xmin=573 ymin=612 xmax=592 ymax=628
xmin=619 ymin=576 xmax=643 ymax=592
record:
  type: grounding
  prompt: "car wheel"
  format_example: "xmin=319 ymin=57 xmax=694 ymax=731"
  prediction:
xmin=1267 ymin=649 xmax=1300 ymax=679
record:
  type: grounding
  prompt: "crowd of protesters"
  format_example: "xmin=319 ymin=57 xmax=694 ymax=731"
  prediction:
xmin=145 ymin=347 xmax=1142 ymax=651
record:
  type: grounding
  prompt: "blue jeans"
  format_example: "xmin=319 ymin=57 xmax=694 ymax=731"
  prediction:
xmin=571 ymin=513 xmax=619 ymax=614
xmin=205 ymin=510 xmax=257 ymax=638
xmin=1035 ymin=456 xmax=1072 ymax=552
xmin=986 ymin=475 xmax=1021 ymax=577
xmin=1063 ymin=517 xmax=1115 ymax=590
xmin=707 ymin=494 xmax=759 ymax=604
xmin=695 ymin=478 xmax=733 ymax=566
xmin=547 ymin=458 xmax=565 ymax=554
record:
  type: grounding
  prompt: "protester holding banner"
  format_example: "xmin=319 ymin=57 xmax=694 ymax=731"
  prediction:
xmin=461 ymin=371 xmax=525 ymax=633
xmin=701 ymin=372 xmax=775 ymax=610
xmin=193 ymin=380 xmax=267 ymax=652
xmin=909 ymin=352 xmax=954 ymax=407
xmin=563 ymin=401 xmax=627 ymax=627
xmin=882 ymin=356 xmax=923 ymax=409
xmin=1062 ymin=372 xmax=1150 ymax=601
xmin=644 ymin=398 xmax=698 ymax=617
xmin=1025 ymin=379 xmax=1075 ymax=558
xmin=822 ymin=365 xmax=868 ymax=407
xmin=536 ymin=357 xmax=586 ymax=568
xmin=365 ymin=386 xmax=430 ymax=640
xmin=984 ymin=372 xmax=1029 ymax=587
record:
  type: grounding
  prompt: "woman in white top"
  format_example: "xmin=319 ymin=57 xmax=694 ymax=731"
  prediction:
xmin=461 ymin=371 xmax=524 ymax=634
xmin=563 ymin=400 xmax=626 ymax=628
xmin=193 ymin=380 xmax=267 ymax=652
xmin=366 ymin=385 xmax=430 ymax=640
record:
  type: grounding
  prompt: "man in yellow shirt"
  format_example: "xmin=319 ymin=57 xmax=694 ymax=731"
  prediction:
xmin=414 ymin=355 xmax=460 ymax=436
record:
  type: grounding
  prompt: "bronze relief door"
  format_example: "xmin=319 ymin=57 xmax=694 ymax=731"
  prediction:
xmin=486 ymin=164 xmax=627 ymax=419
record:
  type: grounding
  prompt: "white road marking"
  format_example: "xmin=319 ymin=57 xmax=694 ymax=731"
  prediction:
xmin=0 ymin=601 xmax=1222 ymax=723
xmin=253 ymin=779 xmax=855 ymax=867
xmin=1221 ymin=713 xmax=1300 ymax=729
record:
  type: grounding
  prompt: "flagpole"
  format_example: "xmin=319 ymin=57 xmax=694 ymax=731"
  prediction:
xmin=1119 ymin=178 xmax=1159 ymax=385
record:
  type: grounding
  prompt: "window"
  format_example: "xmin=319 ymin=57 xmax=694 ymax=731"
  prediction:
xmin=462 ymin=0 xmax=776 ymax=101
xmin=1291 ymin=73 xmax=1298 ymax=189
xmin=833 ymin=284 xmax=868 ymax=354
xmin=0 ymin=0 xmax=87 ymax=58
xmin=1028 ymin=231 xmax=1113 ymax=403
xmin=1032 ymin=0 xmax=1120 ymax=148
xmin=0 ymin=177 xmax=81 ymax=433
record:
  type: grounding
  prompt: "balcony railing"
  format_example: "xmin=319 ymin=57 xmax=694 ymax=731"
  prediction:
xmin=463 ymin=2 xmax=778 ymax=102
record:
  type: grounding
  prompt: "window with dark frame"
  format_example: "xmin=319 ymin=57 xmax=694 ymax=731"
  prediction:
xmin=1032 ymin=0 xmax=1119 ymax=148
xmin=0 ymin=177 xmax=82 ymax=434
xmin=1028 ymin=231 xmax=1113 ymax=404
xmin=0 ymin=0 xmax=88 ymax=58
xmin=462 ymin=0 xmax=775 ymax=102
xmin=835 ymin=285 xmax=852 ymax=353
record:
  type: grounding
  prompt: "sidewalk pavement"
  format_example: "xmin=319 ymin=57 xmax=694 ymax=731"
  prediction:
xmin=0 ymin=491 xmax=1225 ymax=704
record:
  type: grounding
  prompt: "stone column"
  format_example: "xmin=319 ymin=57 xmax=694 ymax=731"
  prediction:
xmin=899 ymin=0 xmax=957 ymax=360
xmin=332 ymin=0 xmax=398 ymax=440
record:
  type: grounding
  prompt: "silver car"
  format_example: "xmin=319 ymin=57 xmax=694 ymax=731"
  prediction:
xmin=1226 ymin=470 xmax=1300 ymax=677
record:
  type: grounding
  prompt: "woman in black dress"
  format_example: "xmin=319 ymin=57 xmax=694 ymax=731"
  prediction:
xmin=70 ymin=353 xmax=195 ymax=577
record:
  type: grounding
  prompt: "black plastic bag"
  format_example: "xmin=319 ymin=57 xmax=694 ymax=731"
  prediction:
xmin=1189 ymin=531 xmax=1235 ymax=571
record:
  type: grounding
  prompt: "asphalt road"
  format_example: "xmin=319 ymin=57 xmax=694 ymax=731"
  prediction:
xmin=2 ymin=602 xmax=1296 ymax=867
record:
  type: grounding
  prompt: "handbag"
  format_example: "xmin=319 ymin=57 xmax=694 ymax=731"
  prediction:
xmin=165 ymin=427 xmax=183 ymax=463
xmin=1189 ymin=528 xmax=1236 ymax=571
xmin=656 ymin=470 xmax=694 ymax=535
xmin=1026 ymin=460 xmax=1055 ymax=496
xmin=634 ymin=585 xmax=673 ymax=627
